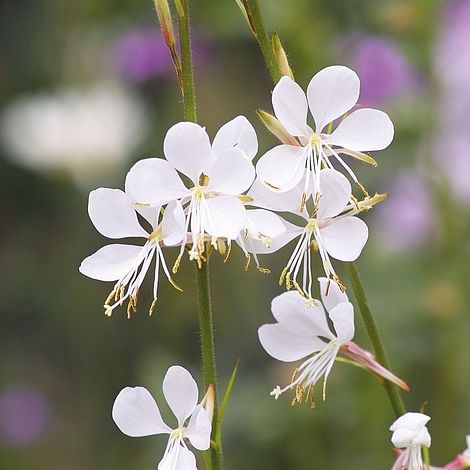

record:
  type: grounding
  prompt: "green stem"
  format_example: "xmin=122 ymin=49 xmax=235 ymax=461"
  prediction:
xmin=177 ymin=0 xmax=197 ymax=122
xmin=242 ymin=0 xmax=281 ymax=82
xmin=194 ymin=262 xmax=220 ymax=469
xmin=345 ymin=262 xmax=406 ymax=417
xmin=177 ymin=2 xmax=221 ymax=468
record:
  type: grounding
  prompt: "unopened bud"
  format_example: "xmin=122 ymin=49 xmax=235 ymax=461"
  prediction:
xmin=234 ymin=0 xmax=256 ymax=36
xmin=154 ymin=0 xmax=176 ymax=47
xmin=341 ymin=341 xmax=410 ymax=392
xmin=357 ymin=193 xmax=388 ymax=211
xmin=272 ymin=32 xmax=294 ymax=80
xmin=341 ymin=148 xmax=378 ymax=167
xmin=257 ymin=109 xmax=300 ymax=146
xmin=201 ymin=384 xmax=215 ymax=423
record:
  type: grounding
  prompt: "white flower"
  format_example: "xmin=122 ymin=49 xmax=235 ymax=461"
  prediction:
xmin=112 ymin=365 xmax=211 ymax=470
xmin=0 ymin=83 xmax=146 ymax=188
xmin=390 ymin=412 xmax=431 ymax=470
xmin=125 ymin=116 xmax=257 ymax=267
xmin=79 ymin=188 xmax=185 ymax=317
xmin=251 ymin=169 xmax=368 ymax=299
xmin=258 ymin=279 xmax=354 ymax=403
xmin=256 ymin=66 xmax=394 ymax=197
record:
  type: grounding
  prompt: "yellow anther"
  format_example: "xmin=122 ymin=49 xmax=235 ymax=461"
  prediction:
xmin=198 ymin=174 xmax=209 ymax=186
xmin=172 ymin=255 xmax=182 ymax=274
xmin=244 ymin=254 xmax=251 ymax=271
xmin=257 ymin=266 xmax=271 ymax=274
xmin=149 ymin=298 xmax=157 ymax=316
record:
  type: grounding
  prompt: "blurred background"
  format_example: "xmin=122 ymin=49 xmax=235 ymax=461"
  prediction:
xmin=1 ymin=0 xmax=469 ymax=468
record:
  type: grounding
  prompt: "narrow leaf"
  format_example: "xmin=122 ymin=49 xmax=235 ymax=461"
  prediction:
xmin=215 ymin=360 xmax=239 ymax=446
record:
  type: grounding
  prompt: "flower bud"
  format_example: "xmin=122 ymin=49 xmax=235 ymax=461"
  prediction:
xmin=154 ymin=0 xmax=176 ymax=48
xmin=201 ymin=384 xmax=215 ymax=423
xmin=257 ymin=109 xmax=300 ymax=146
xmin=341 ymin=341 xmax=410 ymax=391
xmin=272 ymin=32 xmax=294 ymax=80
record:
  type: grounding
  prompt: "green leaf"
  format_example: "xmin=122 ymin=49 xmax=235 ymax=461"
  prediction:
xmin=215 ymin=360 xmax=239 ymax=446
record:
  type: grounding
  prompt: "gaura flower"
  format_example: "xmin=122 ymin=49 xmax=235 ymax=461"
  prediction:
xmin=258 ymin=279 xmax=408 ymax=404
xmin=112 ymin=365 xmax=211 ymax=470
xmin=258 ymin=279 xmax=355 ymax=404
xmin=79 ymin=188 xmax=185 ymax=317
xmin=251 ymin=169 xmax=370 ymax=299
xmin=125 ymin=116 xmax=257 ymax=267
xmin=390 ymin=412 xmax=431 ymax=470
xmin=256 ymin=65 xmax=394 ymax=198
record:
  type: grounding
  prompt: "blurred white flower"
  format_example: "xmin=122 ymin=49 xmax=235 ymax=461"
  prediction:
xmin=112 ymin=365 xmax=211 ymax=470
xmin=390 ymin=412 xmax=431 ymax=470
xmin=125 ymin=116 xmax=257 ymax=267
xmin=0 ymin=83 xmax=147 ymax=187
xmin=256 ymin=66 xmax=394 ymax=197
xmin=79 ymin=188 xmax=185 ymax=317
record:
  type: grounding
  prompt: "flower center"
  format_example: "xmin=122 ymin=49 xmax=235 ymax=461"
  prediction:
xmin=310 ymin=133 xmax=321 ymax=147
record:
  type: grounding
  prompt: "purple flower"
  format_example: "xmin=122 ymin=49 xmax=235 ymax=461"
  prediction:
xmin=349 ymin=36 xmax=419 ymax=106
xmin=0 ymin=386 xmax=51 ymax=446
xmin=111 ymin=26 xmax=211 ymax=83
xmin=434 ymin=1 xmax=470 ymax=204
xmin=435 ymin=1 xmax=470 ymax=93
xmin=374 ymin=172 xmax=436 ymax=252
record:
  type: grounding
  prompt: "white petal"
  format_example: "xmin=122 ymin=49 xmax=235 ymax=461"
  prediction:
xmin=256 ymin=144 xmax=307 ymax=193
xmin=125 ymin=158 xmax=188 ymax=206
xmin=318 ymin=277 xmax=349 ymax=312
xmin=203 ymin=196 xmax=246 ymax=239
xmin=241 ymin=219 xmax=302 ymax=255
xmin=162 ymin=366 xmax=198 ymax=426
xmin=185 ymin=405 xmax=211 ymax=450
xmin=320 ymin=216 xmax=369 ymax=261
xmin=271 ymin=291 xmax=334 ymax=339
xmin=328 ymin=302 xmax=355 ymax=342
xmin=112 ymin=386 xmax=171 ymax=437
xmin=212 ymin=115 xmax=258 ymax=160
xmin=88 ymin=188 xmax=148 ymax=239
xmin=245 ymin=209 xmax=286 ymax=239
xmin=207 ymin=147 xmax=255 ymax=195
xmin=316 ymin=169 xmax=351 ymax=219
xmin=307 ymin=65 xmax=360 ymax=132
xmin=326 ymin=108 xmax=394 ymax=151
xmin=158 ymin=446 xmax=197 ymax=470
xmin=390 ymin=412 xmax=431 ymax=432
xmin=163 ymin=122 xmax=214 ymax=182
xmin=391 ymin=428 xmax=416 ymax=448
xmin=248 ymin=178 xmax=304 ymax=213
xmin=272 ymin=76 xmax=311 ymax=137
xmin=162 ymin=200 xmax=186 ymax=246
xmin=258 ymin=323 xmax=326 ymax=362
xmin=79 ymin=244 xmax=142 ymax=281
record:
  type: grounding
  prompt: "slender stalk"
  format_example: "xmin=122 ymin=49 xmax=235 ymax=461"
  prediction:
xmin=242 ymin=0 xmax=281 ymax=82
xmin=345 ymin=262 xmax=406 ymax=417
xmin=177 ymin=0 xmax=197 ymax=122
xmin=176 ymin=1 xmax=222 ymax=468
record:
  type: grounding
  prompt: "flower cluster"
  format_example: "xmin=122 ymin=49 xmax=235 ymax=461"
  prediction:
xmin=81 ymin=66 xmax=393 ymax=317
xmin=81 ymin=67 xmax=421 ymax=468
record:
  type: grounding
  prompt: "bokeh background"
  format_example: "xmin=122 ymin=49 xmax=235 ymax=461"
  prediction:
xmin=1 ymin=0 xmax=469 ymax=468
